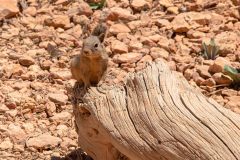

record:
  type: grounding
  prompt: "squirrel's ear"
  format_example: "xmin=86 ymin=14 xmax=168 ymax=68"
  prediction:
xmin=98 ymin=33 xmax=105 ymax=43
xmin=92 ymin=23 xmax=108 ymax=43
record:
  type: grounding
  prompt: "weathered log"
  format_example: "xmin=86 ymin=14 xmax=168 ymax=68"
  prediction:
xmin=72 ymin=60 xmax=240 ymax=160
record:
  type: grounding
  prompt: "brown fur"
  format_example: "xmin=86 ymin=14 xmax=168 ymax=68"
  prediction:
xmin=70 ymin=35 xmax=108 ymax=90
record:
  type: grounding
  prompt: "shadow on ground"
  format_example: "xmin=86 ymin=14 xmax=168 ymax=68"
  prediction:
xmin=51 ymin=148 xmax=93 ymax=160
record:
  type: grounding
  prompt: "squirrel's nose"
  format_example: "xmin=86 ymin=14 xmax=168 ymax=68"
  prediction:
xmin=83 ymin=48 xmax=92 ymax=55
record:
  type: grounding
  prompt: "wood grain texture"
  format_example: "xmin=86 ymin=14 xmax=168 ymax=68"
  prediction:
xmin=72 ymin=60 xmax=240 ymax=160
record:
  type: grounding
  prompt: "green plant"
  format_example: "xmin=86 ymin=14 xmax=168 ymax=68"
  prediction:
xmin=89 ymin=0 xmax=106 ymax=10
xmin=201 ymin=38 xmax=219 ymax=60
xmin=224 ymin=65 xmax=240 ymax=84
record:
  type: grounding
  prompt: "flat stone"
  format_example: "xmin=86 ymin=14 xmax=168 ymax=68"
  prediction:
xmin=107 ymin=7 xmax=136 ymax=21
xmin=111 ymin=40 xmax=128 ymax=53
xmin=209 ymin=57 xmax=231 ymax=74
xmin=113 ymin=52 xmax=143 ymax=63
xmin=50 ymin=112 xmax=72 ymax=123
xmin=45 ymin=15 xmax=70 ymax=28
xmin=26 ymin=133 xmax=62 ymax=149
xmin=109 ymin=24 xmax=131 ymax=35
xmin=131 ymin=0 xmax=150 ymax=11
xmin=19 ymin=56 xmax=35 ymax=67
xmin=48 ymin=93 xmax=68 ymax=105
xmin=0 ymin=0 xmax=19 ymax=19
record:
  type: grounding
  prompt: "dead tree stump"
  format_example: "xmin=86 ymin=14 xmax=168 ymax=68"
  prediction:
xmin=72 ymin=60 xmax=240 ymax=160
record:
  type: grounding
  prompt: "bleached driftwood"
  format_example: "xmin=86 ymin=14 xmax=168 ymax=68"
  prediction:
xmin=72 ymin=60 xmax=240 ymax=160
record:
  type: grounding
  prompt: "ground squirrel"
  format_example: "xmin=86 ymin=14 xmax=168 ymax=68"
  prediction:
xmin=70 ymin=23 xmax=108 ymax=91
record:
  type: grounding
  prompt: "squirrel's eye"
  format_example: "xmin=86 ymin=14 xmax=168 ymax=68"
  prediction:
xmin=94 ymin=43 xmax=98 ymax=48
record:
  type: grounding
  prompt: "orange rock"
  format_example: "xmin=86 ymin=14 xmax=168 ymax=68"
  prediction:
xmin=131 ymin=0 xmax=150 ymax=11
xmin=225 ymin=96 xmax=240 ymax=109
xmin=200 ymin=78 xmax=216 ymax=87
xmin=45 ymin=15 xmax=71 ymax=28
xmin=209 ymin=57 xmax=231 ymax=73
xmin=113 ymin=52 xmax=143 ymax=63
xmin=0 ymin=0 xmax=19 ymax=19
xmin=23 ymin=7 xmax=37 ymax=16
xmin=107 ymin=7 xmax=136 ymax=21
xmin=109 ymin=23 xmax=131 ymax=34
xmin=150 ymin=47 xmax=169 ymax=60
xmin=212 ymin=73 xmax=233 ymax=85
xmin=111 ymin=40 xmax=128 ymax=53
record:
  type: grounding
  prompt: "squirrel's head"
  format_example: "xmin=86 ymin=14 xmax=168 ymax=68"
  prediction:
xmin=82 ymin=36 xmax=104 ymax=58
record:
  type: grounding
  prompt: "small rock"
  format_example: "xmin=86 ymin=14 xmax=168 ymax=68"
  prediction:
xmin=26 ymin=133 xmax=62 ymax=149
xmin=56 ymin=124 xmax=68 ymax=137
xmin=212 ymin=73 xmax=233 ymax=85
xmin=45 ymin=15 xmax=71 ymax=28
xmin=131 ymin=0 xmax=150 ymax=11
xmin=109 ymin=24 xmax=131 ymax=35
xmin=111 ymin=40 xmax=128 ymax=53
xmin=6 ymin=110 xmax=18 ymax=117
xmin=0 ymin=104 xmax=9 ymax=112
xmin=113 ymin=53 xmax=143 ymax=63
xmin=187 ymin=29 xmax=205 ymax=38
xmin=225 ymin=96 xmax=240 ymax=109
xmin=0 ymin=0 xmax=19 ymax=19
xmin=50 ymin=112 xmax=72 ymax=123
xmin=136 ymin=55 xmax=152 ymax=71
xmin=50 ymin=69 xmax=72 ymax=80
xmin=22 ymin=123 xmax=35 ymax=133
xmin=215 ymin=32 xmax=239 ymax=56
xmin=7 ymin=124 xmax=26 ymax=142
xmin=129 ymin=40 xmax=143 ymax=51
xmin=108 ymin=7 xmax=136 ymax=21
xmin=141 ymin=37 xmax=156 ymax=47
xmin=159 ymin=0 xmax=173 ymax=7
xmin=167 ymin=6 xmax=179 ymax=14
xmin=192 ymin=72 xmax=205 ymax=85
xmin=168 ymin=61 xmax=176 ymax=71
xmin=209 ymin=57 xmax=231 ymax=73
xmin=61 ymin=137 xmax=77 ymax=150
xmin=157 ymin=36 xmax=172 ymax=51
xmin=55 ymin=0 xmax=69 ymax=5
xmin=12 ymin=81 xmax=30 ymax=90
xmin=46 ymin=101 xmax=56 ymax=117
xmin=201 ymin=78 xmax=216 ymax=87
xmin=10 ymin=64 xmax=25 ymax=77
xmin=26 ymin=49 xmax=47 ymax=57
xmin=13 ymin=144 xmax=25 ymax=152
xmin=48 ymin=93 xmax=68 ymax=105
xmin=23 ymin=6 xmax=37 ymax=16
xmin=222 ymin=89 xmax=238 ymax=97
xmin=184 ymin=69 xmax=193 ymax=81
xmin=155 ymin=19 xmax=170 ymax=27
xmin=196 ymin=65 xmax=211 ymax=79
xmin=72 ymin=15 xmax=89 ymax=25
xmin=5 ymin=91 xmax=24 ymax=108
xmin=67 ymin=2 xmax=92 ymax=16
xmin=148 ymin=35 xmax=162 ymax=42
xmin=128 ymin=20 xmax=142 ymax=30
xmin=150 ymin=47 xmax=169 ymax=60
xmin=172 ymin=12 xmax=211 ymax=33
xmin=187 ymin=12 xmax=211 ymax=25
xmin=203 ymin=60 xmax=214 ymax=66
xmin=171 ymin=14 xmax=190 ymax=32
xmin=177 ymin=43 xmax=191 ymax=55
xmin=40 ymin=60 xmax=52 ymax=70
xmin=19 ymin=56 xmax=35 ymax=67
xmin=0 ymin=139 xmax=13 ymax=150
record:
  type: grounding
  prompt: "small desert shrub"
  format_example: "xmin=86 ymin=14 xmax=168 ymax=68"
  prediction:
xmin=224 ymin=65 xmax=240 ymax=86
xmin=200 ymin=38 xmax=219 ymax=60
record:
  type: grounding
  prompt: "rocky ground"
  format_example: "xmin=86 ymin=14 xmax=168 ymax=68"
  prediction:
xmin=0 ymin=0 xmax=240 ymax=159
